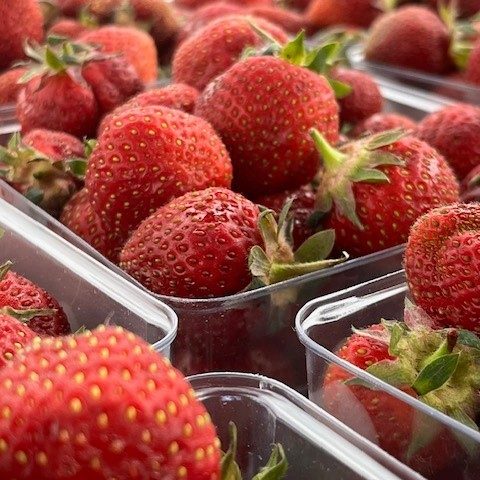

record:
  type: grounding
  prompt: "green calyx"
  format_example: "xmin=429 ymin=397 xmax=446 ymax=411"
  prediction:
xmin=221 ymin=422 xmax=288 ymax=480
xmin=248 ymin=200 xmax=348 ymax=288
xmin=311 ymin=128 xmax=406 ymax=229
xmin=353 ymin=319 xmax=480 ymax=432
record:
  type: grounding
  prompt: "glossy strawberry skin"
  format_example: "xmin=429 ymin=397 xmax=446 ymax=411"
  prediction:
xmin=85 ymin=106 xmax=233 ymax=238
xmin=332 ymin=68 xmax=383 ymax=125
xmin=61 ymin=189 xmax=125 ymax=263
xmin=254 ymin=184 xmax=316 ymax=250
xmin=326 ymin=136 xmax=460 ymax=257
xmin=23 ymin=129 xmax=85 ymax=163
xmin=172 ymin=16 xmax=288 ymax=91
xmin=48 ymin=18 xmax=91 ymax=39
xmin=366 ymin=6 xmax=452 ymax=74
xmin=195 ymin=56 xmax=339 ymax=197
xmin=352 ymin=113 xmax=416 ymax=138
xmin=247 ymin=6 xmax=308 ymax=34
xmin=81 ymin=56 xmax=144 ymax=115
xmin=0 ymin=69 xmax=27 ymax=105
xmin=120 ymin=187 xmax=262 ymax=298
xmin=0 ymin=314 xmax=35 ymax=368
xmin=416 ymin=104 xmax=480 ymax=180
xmin=16 ymin=74 xmax=99 ymax=139
xmin=405 ymin=203 xmax=480 ymax=332
xmin=0 ymin=270 xmax=70 ymax=337
xmin=0 ymin=326 xmax=221 ymax=479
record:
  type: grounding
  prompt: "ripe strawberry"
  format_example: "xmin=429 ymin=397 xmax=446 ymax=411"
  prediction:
xmin=0 ymin=262 xmax=70 ymax=336
xmin=306 ymin=0 xmax=382 ymax=30
xmin=23 ymin=129 xmax=85 ymax=162
xmin=172 ymin=16 xmax=288 ymax=91
xmin=464 ymin=39 xmax=480 ymax=85
xmin=61 ymin=189 xmax=125 ymax=263
xmin=0 ymin=326 xmax=222 ymax=479
xmin=247 ymin=6 xmax=308 ymax=34
xmin=416 ymin=104 xmax=480 ymax=180
xmin=0 ymin=313 xmax=36 ymax=368
xmin=81 ymin=55 xmax=144 ymax=115
xmin=176 ymin=0 xmax=273 ymax=10
xmin=331 ymin=68 xmax=383 ymax=125
xmin=85 ymin=106 xmax=233 ymax=238
xmin=0 ymin=69 xmax=27 ymax=105
xmin=56 ymin=0 xmax=88 ymax=16
xmin=365 ymin=6 xmax=452 ymax=74
xmin=405 ymin=203 xmax=480 ymax=331
xmin=312 ymin=130 xmax=460 ymax=257
xmin=0 ymin=0 xmax=44 ymax=70
xmin=352 ymin=113 xmax=417 ymax=138
xmin=80 ymin=25 xmax=158 ymax=83
xmin=323 ymin=321 xmax=479 ymax=476
xmin=48 ymin=18 xmax=92 ymax=39
xmin=195 ymin=51 xmax=339 ymax=197
xmin=253 ymin=184 xmax=317 ymax=249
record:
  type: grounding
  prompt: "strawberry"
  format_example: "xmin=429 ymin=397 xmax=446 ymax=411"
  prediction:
xmin=324 ymin=320 xmax=480 ymax=476
xmin=352 ymin=113 xmax=417 ymax=138
xmin=85 ymin=106 xmax=233 ymax=239
xmin=172 ymin=16 xmax=288 ymax=91
xmin=311 ymin=130 xmax=460 ymax=257
xmin=416 ymin=104 xmax=480 ymax=180
xmin=253 ymin=184 xmax=317 ymax=249
xmin=0 ymin=326 xmax=222 ymax=479
xmin=306 ymin=0 xmax=382 ymax=30
xmin=331 ymin=68 xmax=383 ymax=125
xmin=61 ymin=189 xmax=125 ymax=263
xmin=0 ymin=0 xmax=44 ymax=70
xmin=80 ymin=25 xmax=158 ymax=83
xmin=0 ymin=261 xmax=70 ymax=336
xmin=0 ymin=69 xmax=27 ymax=105
xmin=405 ymin=203 xmax=480 ymax=332
xmin=48 ymin=18 xmax=92 ymax=39
xmin=195 ymin=37 xmax=340 ymax=197
xmin=0 ymin=313 xmax=36 ymax=368
xmin=247 ymin=6 xmax=308 ymax=34
xmin=176 ymin=0 xmax=273 ymax=10
xmin=56 ymin=0 xmax=89 ymax=16
xmin=464 ymin=39 xmax=480 ymax=85
xmin=365 ymin=6 xmax=452 ymax=74
xmin=0 ymin=133 xmax=85 ymax=217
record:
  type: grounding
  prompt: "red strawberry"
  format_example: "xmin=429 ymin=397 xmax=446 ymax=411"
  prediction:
xmin=172 ymin=16 xmax=288 ymax=91
xmin=80 ymin=25 xmax=158 ymax=83
xmin=0 ymin=0 xmax=44 ymax=70
xmin=312 ymin=130 xmax=460 ymax=257
xmin=0 ymin=326 xmax=222 ymax=479
xmin=0 ymin=313 xmax=36 ymax=368
xmin=56 ymin=0 xmax=88 ymax=15
xmin=405 ymin=203 xmax=480 ymax=331
xmin=61 ymin=189 xmax=125 ymax=263
xmin=247 ymin=6 xmax=308 ymax=34
xmin=0 ymin=262 xmax=70 ymax=336
xmin=81 ymin=56 xmax=144 ymax=115
xmin=253 ymin=184 xmax=317 ymax=249
xmin=306 ymin=0 xmax=382 ymax=30
xmin=85 ymin=106 xmax=233 ymax=238
xmin=48 ymin=18 xmax=92 ymax=39
xmin=23 ymin=129 xmax=85 ymax=162
xmin=352 ymin=113 xmax=417 ymax=138
xmin=428 ymin=0 xmax=480 ymax=18
xmin=416 ymin=104 xmax=480 ymax=180
xmin=195 ymin=54 xmax=339 ymax=197
xmin=464 ymin=39 xmax=480 ymax=85
xmin=365 ymin=6 xmax=452 ymax=74
xmin=0 ymin=69 xmax=27 ymax=105
xmin=324 ymin=322 xmax=479 ymax=476
xmin=331 ymin=68 xmax=383 ymax=125
xmin=176 ymin=0 xmax=273 ymax=10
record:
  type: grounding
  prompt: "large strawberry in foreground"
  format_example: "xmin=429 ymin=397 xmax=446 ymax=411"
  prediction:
xmin=405 ymin=203 xmax=480 ymax=332
xmin=311 ymin=130 xmax=460 ymax=256
xmin=195 ymin=37 xmax=339 ymax=197
xmin=324 ymin=319 xmax=480 ymax=477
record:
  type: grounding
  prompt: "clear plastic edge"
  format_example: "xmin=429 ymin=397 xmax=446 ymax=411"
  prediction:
xmin=295 ymin=271 xmax=480 ymax=445
xmin=0 ymin=198 xmax=178 ymax=351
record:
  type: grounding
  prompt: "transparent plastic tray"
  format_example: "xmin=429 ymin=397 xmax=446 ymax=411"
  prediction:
xmin=349 ymin=43 xmax=480 ymax=105
xmin=296 ymin=271 xmax=480 ymax=479
xmin=189 ymin=372 xmax=423 ymax=480
xmin=0 ymin=197 xmax=177 ymax=355
xmin=0 ymin=83 xmax=444 ymax=391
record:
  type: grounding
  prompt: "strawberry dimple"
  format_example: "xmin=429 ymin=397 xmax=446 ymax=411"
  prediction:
xmin=0 ymin=314 xmax=35 ymax=368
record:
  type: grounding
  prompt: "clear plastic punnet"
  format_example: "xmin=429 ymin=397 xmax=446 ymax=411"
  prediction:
xmin=0 ymin=197 xmax=177 ymax=355
xmin=296 ymin=271 xmax=480 ymax=479
xmin=189 ymin=372 xmax=424 ymax=480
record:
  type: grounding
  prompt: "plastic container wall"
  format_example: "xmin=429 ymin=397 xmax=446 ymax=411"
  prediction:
xmin=0 ymin=197 xmax=177 ymax=355
xmin=296 ymin=271 xmax=480 ymax=479
xmin=189 ymin=372 xmax=424 ymax=480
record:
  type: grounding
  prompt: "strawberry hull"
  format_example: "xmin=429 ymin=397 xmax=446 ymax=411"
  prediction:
xmin=296 ymin=271 xmax=480 ymax=479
